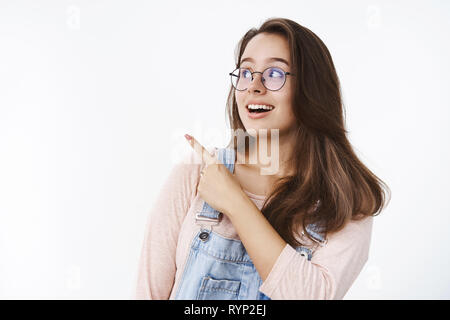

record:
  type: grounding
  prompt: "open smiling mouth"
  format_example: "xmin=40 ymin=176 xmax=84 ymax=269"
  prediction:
xmin=246 ymin=104 xmax=275 ymax=113
xmin=246 ymin=104 xmax=275 ymax=118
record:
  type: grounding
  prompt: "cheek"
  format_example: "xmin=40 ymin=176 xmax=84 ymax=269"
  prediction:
xmin=281 ymin=105 xmax=296 ymax=124
xmin=235 ymin=95 xmax=247 ymax=117
xmin=235 ymin=94 xmax=245 ymax=109
xmin=272 ymin=99 xmax=296 ymax=129
xmin=278 ymin=90 xmax=295 ymax=121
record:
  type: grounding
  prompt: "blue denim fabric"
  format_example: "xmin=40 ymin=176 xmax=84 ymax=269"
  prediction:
xmin=174 ymin=147 xmax=326 ymax=300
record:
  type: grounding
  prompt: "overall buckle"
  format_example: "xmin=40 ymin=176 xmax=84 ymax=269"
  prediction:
xmin=195 ymin=212 xmax=222 ymax=232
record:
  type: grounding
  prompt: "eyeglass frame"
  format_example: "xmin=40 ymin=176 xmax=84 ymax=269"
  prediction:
xmin=229 ymin=66 xmax=295 ymax=91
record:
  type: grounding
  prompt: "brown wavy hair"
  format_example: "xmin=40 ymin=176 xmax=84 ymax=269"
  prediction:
xmin=225 ymin=17 xmax=391 ymax=247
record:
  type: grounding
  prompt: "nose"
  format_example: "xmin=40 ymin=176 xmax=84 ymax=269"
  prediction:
xmin=247 ymin=72 xmax=266 ymax=93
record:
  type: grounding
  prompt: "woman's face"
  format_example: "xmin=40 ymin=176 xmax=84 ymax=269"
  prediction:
xmin=236 ymin=32 xmax=297 ymax=138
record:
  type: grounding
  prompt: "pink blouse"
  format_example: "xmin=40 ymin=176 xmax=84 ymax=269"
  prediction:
xmin=134 ymin=148 xmax=373 ymax=300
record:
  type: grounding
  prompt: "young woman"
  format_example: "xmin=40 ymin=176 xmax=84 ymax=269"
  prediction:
xmin=134 ymin=17 xmax=390 ymax=300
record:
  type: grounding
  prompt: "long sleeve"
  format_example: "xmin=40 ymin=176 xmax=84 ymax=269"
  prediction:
xmin=259 ymin=215 xmax=373 ymax=300
xmin=134 ymin=149 xmax=202 ymax=299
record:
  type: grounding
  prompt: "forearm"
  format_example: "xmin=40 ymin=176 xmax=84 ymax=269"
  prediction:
xmin=225 ymin=192 xmax=287 ymax=282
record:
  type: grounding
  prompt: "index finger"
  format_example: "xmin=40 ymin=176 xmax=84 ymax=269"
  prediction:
xmin=184 ymin=134 xmax=217 ymax=165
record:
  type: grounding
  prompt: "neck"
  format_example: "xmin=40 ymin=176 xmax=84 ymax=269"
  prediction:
xmin=237 ymin=127 xmax=297 ymax=178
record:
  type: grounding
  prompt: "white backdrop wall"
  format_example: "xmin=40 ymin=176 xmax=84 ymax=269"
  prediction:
xmin=0 ymin=0 xmax=449 ymax=299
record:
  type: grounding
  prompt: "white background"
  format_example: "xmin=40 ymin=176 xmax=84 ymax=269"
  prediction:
xmin=0 ymin=0 xmax=449 ymax=299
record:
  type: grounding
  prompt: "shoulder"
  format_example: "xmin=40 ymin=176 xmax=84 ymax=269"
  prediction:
xmin=296 ymin=215 xmax=373 ymax=245
xmin=345 ymin=215 xmax=374 ymax=235
xmin=320 ymin=215 xmax=374 ymax=260
xmin=327 ymin=215 xmax=373 ymax=242
xmin=161 ymin=149 xmax=203 ymax=200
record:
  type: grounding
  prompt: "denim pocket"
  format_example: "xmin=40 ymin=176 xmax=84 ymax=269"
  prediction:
xmin=196 ymin=276 xmax=241 ymax=300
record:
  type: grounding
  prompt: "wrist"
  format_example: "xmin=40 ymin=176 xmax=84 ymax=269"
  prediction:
xmin=225 ymin=189 xmax=255 ymax=220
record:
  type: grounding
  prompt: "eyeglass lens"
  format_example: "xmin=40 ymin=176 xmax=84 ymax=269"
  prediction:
xmin=231 ymin=67 xmax=286 ymax=91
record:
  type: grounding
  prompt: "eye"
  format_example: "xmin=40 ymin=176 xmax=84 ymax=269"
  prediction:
xmin=241 ymin=68 xmax=251 ymax=78
xmin=268 ymin=68 xmax=283 ymax=78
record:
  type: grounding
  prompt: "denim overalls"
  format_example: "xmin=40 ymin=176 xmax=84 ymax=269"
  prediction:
xmin=174 ymin=147 xmax=327 ymax=300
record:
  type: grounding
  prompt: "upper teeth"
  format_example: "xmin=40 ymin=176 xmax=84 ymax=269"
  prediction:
xmin=248 ymin=104 xmax=274 ymax=110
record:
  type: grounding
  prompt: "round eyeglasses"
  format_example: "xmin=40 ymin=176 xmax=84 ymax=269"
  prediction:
xmin=229 ymin=67 xmax=295 ymax=91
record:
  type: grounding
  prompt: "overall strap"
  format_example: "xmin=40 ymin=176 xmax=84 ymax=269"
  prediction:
xmin=305 ymin=223 xmax=328 ymax=246
xmin=195 ymin=147 xmax=236 ymax=224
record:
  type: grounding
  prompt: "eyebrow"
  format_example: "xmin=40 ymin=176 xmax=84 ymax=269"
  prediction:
xmin=239 ymin=57 xmax=290 ymax=66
